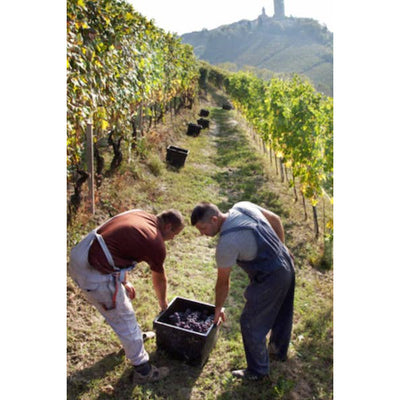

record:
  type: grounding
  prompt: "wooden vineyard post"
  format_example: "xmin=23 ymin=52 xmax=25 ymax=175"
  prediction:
xmin=86 ymin=122 xmax=95 ymax=215
xmin=323 ymin=197 xmax=326 ymax=238
xmin=301 ymin=191 xmax=308 ymax=220
xmin=279 ymin=158 xmax=285 ymax=182
xmin=137 ymin=104 xmax=143 ymax=138
xmin=284 ymin=163 xmax=289 ymax=183
xmin=291 ymin=169 xmax=298 ymax=202
xmin=312 ymin=205 xmax=319 ymax=239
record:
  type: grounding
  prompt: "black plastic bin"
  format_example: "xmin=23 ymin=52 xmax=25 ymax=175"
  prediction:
xmin=153 ymin=296 xmax=221 ymax=366
xmin=187 ymin=123 xmax=202 ymax=137
xmin=222 ymin=102 xmax=234 ymax=110
xmin=197 ymin=118 xmax=209 ymax=129
xmin=166 ymin=146 xmax=189 ymax=168
xmin=199 ymin=109 xmax=210 ymax=117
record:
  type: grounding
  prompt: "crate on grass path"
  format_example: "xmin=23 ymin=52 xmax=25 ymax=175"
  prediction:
xmin=166 ymin=145 xmax=189 ymax=168
xmin=186 ymin=123 xmax=202 ymax=136
xmin=153 ymin=296 xmax=221 ymax=367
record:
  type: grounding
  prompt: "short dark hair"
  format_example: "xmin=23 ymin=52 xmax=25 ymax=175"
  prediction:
xmin=157 ymin=209 xmax=185 ymax=231
xmin=191 ymin=202 xmax=220 ymax=225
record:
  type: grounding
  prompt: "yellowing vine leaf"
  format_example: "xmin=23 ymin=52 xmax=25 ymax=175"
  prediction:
xmin=101 ymin=119 xmax=109 ymax=131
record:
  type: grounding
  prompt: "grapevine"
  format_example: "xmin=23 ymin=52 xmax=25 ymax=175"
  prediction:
xmin=203 ymin=65 xmax=333 ymax=238
xmin=67 ymin=0 xmax=199 ymax=213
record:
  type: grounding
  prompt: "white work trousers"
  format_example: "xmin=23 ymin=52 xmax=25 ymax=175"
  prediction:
xmin=68 ymin=230 xmax=149 ymax=366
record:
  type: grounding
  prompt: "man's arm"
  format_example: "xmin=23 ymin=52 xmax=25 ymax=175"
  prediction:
xmin=258 ymin=205 xmax=295 ymax=262
xmin=151 ymin=270 xmax=168 ymax=311
xmin=214 ymin=267 xmax=231 ymax=324
xmin=258 ymin=207 xmax=285 ymax=243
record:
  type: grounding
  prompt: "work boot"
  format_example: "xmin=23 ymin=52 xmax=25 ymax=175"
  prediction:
xmin=133 ymin=364 xmax=169 ymax=384
xmin=231 ymin=369 xmax=269 ymax=381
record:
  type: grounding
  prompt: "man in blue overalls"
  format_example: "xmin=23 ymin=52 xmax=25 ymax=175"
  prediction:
xmin=191 ymin=201 xmax=295 ymax=381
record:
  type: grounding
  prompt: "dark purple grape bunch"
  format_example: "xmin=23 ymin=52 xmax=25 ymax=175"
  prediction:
xmin=168 ymin=308 xmax=214 ymax=333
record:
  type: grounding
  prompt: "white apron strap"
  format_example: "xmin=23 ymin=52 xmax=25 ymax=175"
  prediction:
xmin=94 ymin=231 xmax=118 ymax=271
xmin=93 ymin=228 xmax=137 ymax=310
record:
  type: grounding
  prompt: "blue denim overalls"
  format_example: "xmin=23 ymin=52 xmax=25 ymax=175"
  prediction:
xmin=220 ymin=206 xmax=295 ymax=376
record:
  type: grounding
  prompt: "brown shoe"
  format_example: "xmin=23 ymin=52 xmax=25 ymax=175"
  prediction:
xmin=133 ymin=365 xmax=169 ymax=384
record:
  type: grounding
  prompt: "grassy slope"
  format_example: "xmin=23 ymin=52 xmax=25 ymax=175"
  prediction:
xmin=67 ymin=89 xmax=333 ymax=399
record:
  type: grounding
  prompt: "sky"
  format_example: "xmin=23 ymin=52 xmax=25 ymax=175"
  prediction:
xmin=127 ymin=0 xmax=334 ymax=35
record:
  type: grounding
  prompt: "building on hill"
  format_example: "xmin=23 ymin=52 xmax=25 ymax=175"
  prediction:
xmin=274 ymin=0 xmax=285 ymax=19
xmin=258 ymin=6 xmax=269 ymax=22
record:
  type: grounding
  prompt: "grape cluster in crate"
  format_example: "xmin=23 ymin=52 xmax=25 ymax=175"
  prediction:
xmin=168 ymin=308 xmax=214 ymax=333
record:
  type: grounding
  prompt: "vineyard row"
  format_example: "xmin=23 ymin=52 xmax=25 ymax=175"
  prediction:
xmin=200 ymin=63 xmax=333 ymax=238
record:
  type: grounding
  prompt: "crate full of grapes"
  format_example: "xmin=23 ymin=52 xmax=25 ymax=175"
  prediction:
xmin=153 ymin=296 xmax=221 ymax=366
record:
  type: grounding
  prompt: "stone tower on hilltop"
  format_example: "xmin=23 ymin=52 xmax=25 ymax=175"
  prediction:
xmin=274 ymin=0 xmax=285 ymax=19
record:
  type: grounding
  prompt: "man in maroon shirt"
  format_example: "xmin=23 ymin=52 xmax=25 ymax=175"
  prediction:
xmin=68 ymin=208 xmax=184 ymax=383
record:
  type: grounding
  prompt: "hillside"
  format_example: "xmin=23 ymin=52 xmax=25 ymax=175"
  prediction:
xmin=181 ymin=15 xmax=333 ymax=96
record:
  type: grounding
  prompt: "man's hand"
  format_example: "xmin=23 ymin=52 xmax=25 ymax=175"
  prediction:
xmin=159 ymin=300 xmax=168 ymax=312
xmin=213 ymin=307 xmax=226 ymax=325
xmin=123 ymin=282 xmax=136 ymax=300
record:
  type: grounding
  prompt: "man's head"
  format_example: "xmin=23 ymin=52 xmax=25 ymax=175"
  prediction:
xmin=157 ymin=209 xmax=185 ymax=240
xmin=191 ymin=202 xmax=222 ymax=237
